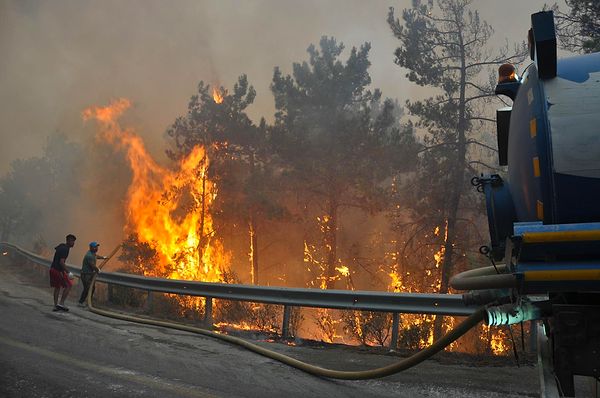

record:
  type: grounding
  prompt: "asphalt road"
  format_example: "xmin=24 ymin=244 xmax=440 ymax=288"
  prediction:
xmin=0 ymin=257 xmax=540 ymax=398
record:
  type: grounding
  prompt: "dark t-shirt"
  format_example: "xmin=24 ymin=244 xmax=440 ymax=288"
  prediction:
xmin=51 ymin=243 xmax=70 ymax=271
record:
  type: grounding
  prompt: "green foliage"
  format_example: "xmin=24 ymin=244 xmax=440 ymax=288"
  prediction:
xmin=119 ymin=234 xmax=165 ymax=276
xmin=387 ymin=0 xmax=525 ymax=270
xmin=214 ymin=269 xmax=253 ymax=324
xmin=165 ymin=74 xmax=273 ymax=226
xmin=0 ymin=134 xmax=82 ymax=244
xmin=166 ymin=75 xmax=257 ymax=159
xmin=397 ymin=323 xmax=432 ymax=350
xmin=341 ymin=310 xmax=392 ymax=346
xmin=388 ymin=0 xmax=526 ymax=341
xmin=108 ymin=284 xmax=146 ymax=307
xmin=271 ymin=36 xmax=417 ymax=203
xmin=271 ymin=36 xmax=417 ymax=288
xmin=248 ymin=304 xmax=281 ymax=333
xmin=554 ymin=0 xmax=600 ymax=53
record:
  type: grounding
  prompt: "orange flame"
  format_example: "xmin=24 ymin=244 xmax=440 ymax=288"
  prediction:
xmin=212 ymin=88 xmax=224 ymax=104
xmin=433 ymin=220 xmax=448 ymax=270
xmin=82 ymin=98 xmax=229 ymax=282
xmin=490 ymin=332 xmax=510 ymax=354
xmin=335 ymin=265 xmax=350 ymax=277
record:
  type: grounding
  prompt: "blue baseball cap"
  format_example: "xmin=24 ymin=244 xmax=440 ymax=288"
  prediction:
xmin=89 ymin=241 xmax=100 ymax=248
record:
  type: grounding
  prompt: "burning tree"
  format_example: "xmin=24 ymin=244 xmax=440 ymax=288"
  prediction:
xmin=387 ymin=0 xmax=527 ymax=341
xmin=83 ymin=99 xmax=229 ymax=284
xmin=167 ymin=76 xmax=286 ymax=285
xmin=270 ymin=36 xmax=417 ymax=289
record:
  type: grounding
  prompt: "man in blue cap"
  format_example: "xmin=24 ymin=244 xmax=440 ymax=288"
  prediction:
xmin=78 ymin=241 xmax=107 ymax=307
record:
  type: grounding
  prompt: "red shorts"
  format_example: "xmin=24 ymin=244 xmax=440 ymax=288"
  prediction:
xmin=49 ymin=268 xmax=72 ymax=289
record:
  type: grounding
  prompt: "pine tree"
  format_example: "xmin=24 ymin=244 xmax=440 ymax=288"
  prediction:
xmin=271 ymin=36 xmax=417 ymax=289
xmin=388 ymin=0 xmax=526 ymax=340
xmin=554 ymin=0 xmax=600 ymax=53
xmin=167 ymin=75 xmax=283 ymax=284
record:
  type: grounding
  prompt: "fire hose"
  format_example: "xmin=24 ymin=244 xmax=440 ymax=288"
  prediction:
xmin=85 ymin=249 xmax=486 ymax=380
xmin=449 ymin=264 xmax=517 ymax=291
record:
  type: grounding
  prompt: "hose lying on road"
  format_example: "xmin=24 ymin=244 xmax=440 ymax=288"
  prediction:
xmin=86 ymin=273 xmax=486 ymax=380
xmin=1 ymin=242 xmax=487 ymax=380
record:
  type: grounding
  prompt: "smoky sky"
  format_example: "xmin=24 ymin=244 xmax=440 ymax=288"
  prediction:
xmin=1 ymin=0 xmax=556 ymax=174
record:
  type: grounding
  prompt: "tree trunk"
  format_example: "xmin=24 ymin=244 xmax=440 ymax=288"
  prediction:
xmin=433 ymin=26 xmax=468 ymax=342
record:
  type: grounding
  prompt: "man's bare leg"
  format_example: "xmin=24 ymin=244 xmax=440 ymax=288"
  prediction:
xmin=53 ymin=287 xmax=60 ymax=306
xmin=59 ymin=286 xmax=71 ymax=306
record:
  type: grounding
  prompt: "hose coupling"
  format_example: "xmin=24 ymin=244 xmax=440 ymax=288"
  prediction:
xmin=486 ymin=301 xmax=542 ymax=326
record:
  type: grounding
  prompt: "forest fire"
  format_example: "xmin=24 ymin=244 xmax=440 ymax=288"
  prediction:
xmin=384 ymin=226 xmax=511 ymax=354
xmin=79 ymin=99 xmax=513 ymax=354
xmin=2 ymin=1 xmax=571 ymax=374
xmin=82 ymin=98 xmax=229 ymax=283
xmin=78 ymin=101 xmax=518 ymax=354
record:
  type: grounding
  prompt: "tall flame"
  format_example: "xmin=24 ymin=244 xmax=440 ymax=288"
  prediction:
xmin=82 ymin=98 xmax=229 ymax=282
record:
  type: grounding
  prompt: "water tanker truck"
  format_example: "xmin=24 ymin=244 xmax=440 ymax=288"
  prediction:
xmin=451 ymin=10 xmax=600 ymax=396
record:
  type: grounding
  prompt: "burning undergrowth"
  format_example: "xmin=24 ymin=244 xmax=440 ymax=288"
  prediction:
xmin=80 ymin=98 xmax=514 ymax=356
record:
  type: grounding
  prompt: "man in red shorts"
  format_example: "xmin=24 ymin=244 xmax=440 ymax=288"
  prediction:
xmin=49 ymin=234 xmax=76 ymax=311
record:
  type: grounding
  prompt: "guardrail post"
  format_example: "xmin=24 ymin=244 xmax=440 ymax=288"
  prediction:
xmin=145 ymin=290 xmax=153 ymax=313
xmin=204 ymin=297 xmax=213 ymax=328
xmin=108 ymin=284 xmax=114 ymax=303
xmin=282 ymin=305 xmax=291 ymax=339
xmin=528 ymin=320 xmax=538 ymax=353
xmin=390 ymin=312 xmax=400 ymax=350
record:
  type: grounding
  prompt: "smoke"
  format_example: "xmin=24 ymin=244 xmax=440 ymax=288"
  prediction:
xmin=0 ymin=0 xmax=555 ymax=172
xmin=0 ymin=0 xmax=555 ymax=265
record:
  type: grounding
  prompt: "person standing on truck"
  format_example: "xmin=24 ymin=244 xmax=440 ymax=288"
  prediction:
xmin=49 ymin=234 xmax=76 ymax=311
xmin=78 ymin=241 xmax=107 ymax=307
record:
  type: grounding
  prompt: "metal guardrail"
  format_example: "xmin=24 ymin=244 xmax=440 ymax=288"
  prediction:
xmin=2 ymin=241 xmax=479 ymax=348
xmin=0 ymin=241 xmax=477 ymax=316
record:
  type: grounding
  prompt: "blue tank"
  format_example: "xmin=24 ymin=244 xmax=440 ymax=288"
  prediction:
xmin=476 ymin=12 xmax=600 ymax=395
xmin=481 ymin=11 xmax=600 ymax=259
xmin=507 ymin=52 xmax=600 ymax=224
